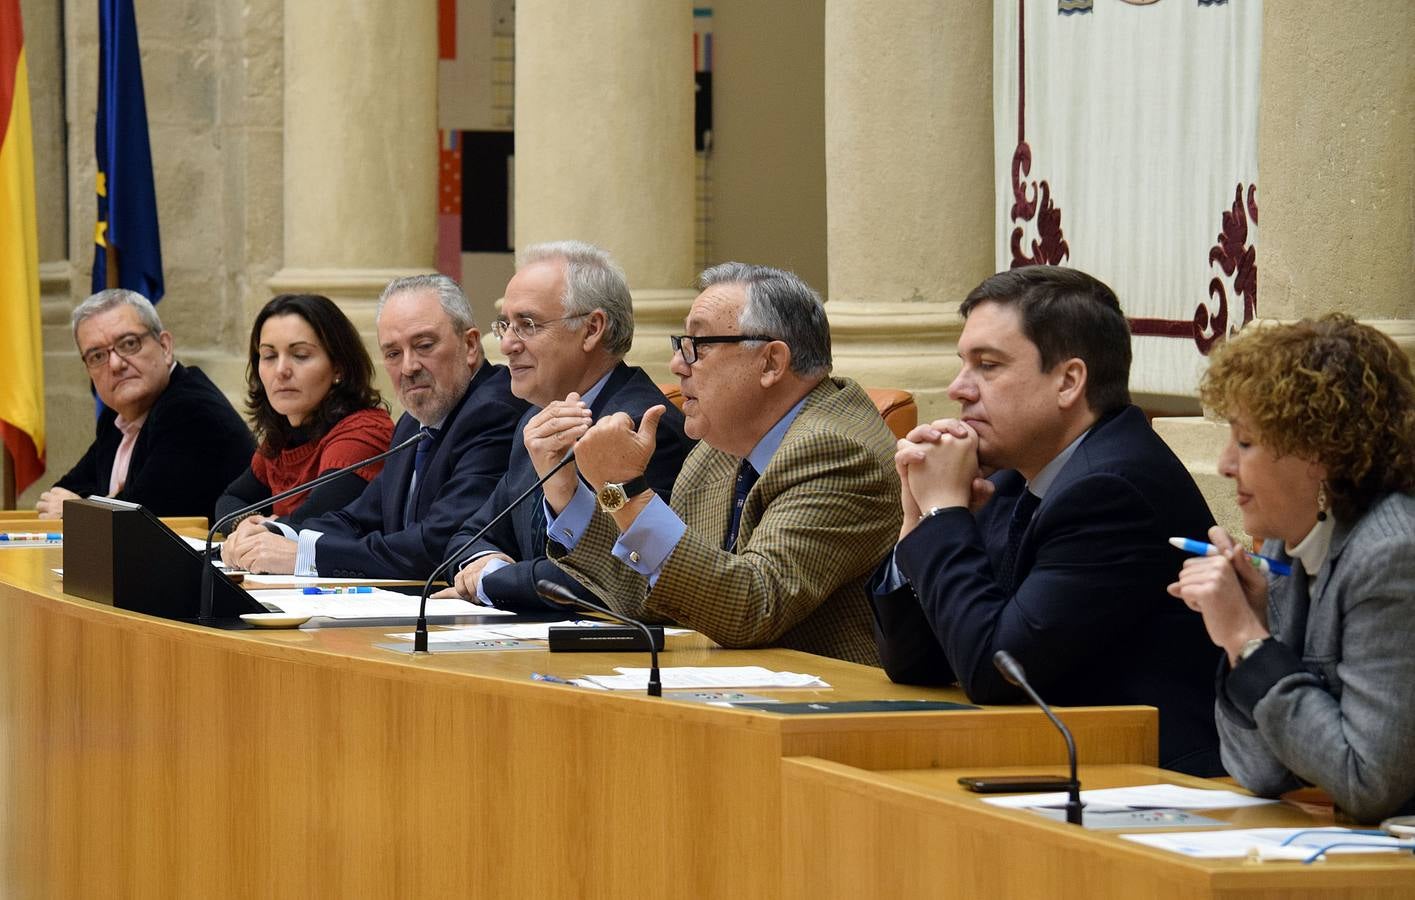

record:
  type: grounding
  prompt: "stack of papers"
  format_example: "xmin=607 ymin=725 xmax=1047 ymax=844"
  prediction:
xmin=982 ymin=783 xmax=1277 ymax=813
xmin=1121 ymin=827 xmax=1412 ymax=859
xmin=573 ymin=666 xmax=829 ymax=691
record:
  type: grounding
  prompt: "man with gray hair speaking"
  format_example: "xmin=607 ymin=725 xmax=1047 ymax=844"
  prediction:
xmin=542 ymin=264 xmax=900 ymax=664
xmin=38 ymin=288 xmax=253 ymax=522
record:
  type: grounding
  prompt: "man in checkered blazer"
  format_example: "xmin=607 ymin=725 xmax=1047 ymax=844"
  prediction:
xmin=542 ymin=264 xmax=899 ymax=664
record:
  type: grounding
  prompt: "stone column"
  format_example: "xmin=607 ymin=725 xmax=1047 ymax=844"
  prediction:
xmin=824 ymin=1 xmax=995 ymax=421
xmin=513 ymin=0 xmax=695 ymax=383
xmin=270 ymin=0 xmax=439 ymax=372
xmin=1157 ymin=1 xmax=1414 ymax=542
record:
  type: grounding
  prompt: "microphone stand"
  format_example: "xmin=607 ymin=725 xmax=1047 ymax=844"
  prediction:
xmin=993 ymin=650 xmax=1083 ymax=825
xmin=413 ymin=451 xmax=578 ymax=653
xmin=536 ymin=578 xmax=662 ymax=697
xmin=200 ymin=430 xmax=430 ymax=624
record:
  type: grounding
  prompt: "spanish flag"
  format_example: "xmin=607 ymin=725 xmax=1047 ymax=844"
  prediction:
xmin=0 ymin=0 xmax=45 ymax=494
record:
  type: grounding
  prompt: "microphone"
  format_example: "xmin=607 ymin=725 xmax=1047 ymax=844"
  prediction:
xmin=413 ymin=450 xmax=578 ymax=652
xmin=993 ymin=650 xmax=1083 ymax=825
xmin=200 ymin=429 xmax=431 ymax=623
xmin=536 ymin=578 xmax=662 ymax=697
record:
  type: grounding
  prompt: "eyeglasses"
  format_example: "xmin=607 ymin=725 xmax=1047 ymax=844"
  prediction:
xmin=669 ymin=334 xmax=775 ymax=366
xmin=80 ymin=331 xmax=153 ymax=370
xmin=491 ymin=314 xmax=585 ymax=342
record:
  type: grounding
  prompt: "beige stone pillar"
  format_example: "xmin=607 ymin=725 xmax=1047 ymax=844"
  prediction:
xmin=513 ymin=0 xmax=695 ymax=383
xmin=270 ymin=0 xmax=439 ymax=385
xmin=1158 ymin=0 xmax=1414 ymax=540
xmin=824 ymin=1 xmax=995 ymax=421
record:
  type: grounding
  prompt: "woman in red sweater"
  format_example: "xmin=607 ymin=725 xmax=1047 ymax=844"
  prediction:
xmin=216 ymin=294 xmax=394 ymax=528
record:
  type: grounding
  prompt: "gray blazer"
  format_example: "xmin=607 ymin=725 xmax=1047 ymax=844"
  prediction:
xmin=1216 ymin=491 xmax=1415 ymax=823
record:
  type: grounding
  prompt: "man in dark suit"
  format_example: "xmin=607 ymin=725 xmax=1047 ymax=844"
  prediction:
xmin=873 ymin=265 xmax=1223 ymax=775
xmin=221 ymin=274 xmax=527 ymax=578
xmin=435 ymin=241 xmax=692 ymax=610
xmin=38 ymin=289 xmax=254 ymax=522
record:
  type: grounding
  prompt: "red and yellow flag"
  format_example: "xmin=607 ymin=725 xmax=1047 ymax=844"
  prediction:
xmin=0 ymin=0 xmax=45 ymax=494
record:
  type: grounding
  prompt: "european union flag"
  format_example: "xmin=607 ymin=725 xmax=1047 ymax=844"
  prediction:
xmin=92 ymin=0 xmax=162 ymax=302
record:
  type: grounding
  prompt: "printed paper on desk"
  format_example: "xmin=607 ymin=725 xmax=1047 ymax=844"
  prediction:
xmin=1121 ymin=827 xmax=1411 ymax=859
xmin=575 ymin=666 xmax=829 ymax=691
xmin=983 ymin=783 xmax=1277 ymax=811
xmin=254 ymin=588 xmax=491 ymax=619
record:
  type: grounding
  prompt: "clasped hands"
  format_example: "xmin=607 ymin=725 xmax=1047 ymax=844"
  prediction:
xmin=1167 ymin=525 xmax=1270 ymax=665
xmin=220 ymin=515 xmax=297 ymax=574
xmin=894 ymin=419 xmax=995 ymax=541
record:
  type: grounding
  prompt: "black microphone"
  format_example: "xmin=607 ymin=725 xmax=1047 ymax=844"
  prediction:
xmin=413 ymin=450 xmax=578 ymax=652
xmin=536 ymin=578 xmax=662 ymax=698
xmin=200 ymin=429 xmax=431 ymax=623
xmin=993 ymin=650 xmax=1083 ymax=825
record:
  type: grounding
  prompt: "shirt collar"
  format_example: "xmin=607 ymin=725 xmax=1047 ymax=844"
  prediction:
xmin=1286 ymin=515 xmax=1335 ymax=576
xmin=743 ymin=395 xmax=809 ymax=475
xmin=1026 ymin=428 xmax=1090 ymax=500
xmin=113 ymin=411 xmax=149 ymax=436
xmin=577 ymin=367 xmax=615 ymax=409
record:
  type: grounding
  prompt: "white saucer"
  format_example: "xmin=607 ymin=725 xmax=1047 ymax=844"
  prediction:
xmin=239 ymin=612 xmax=312 ymax=629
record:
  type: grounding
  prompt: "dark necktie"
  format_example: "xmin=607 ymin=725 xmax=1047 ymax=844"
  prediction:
xmin=724 ymin=459 xmax=759 ymax=551
xmin=998 ymin=489 xmax=1040 ymax=596
xmin=405 ymin=426 xmax=440 ymax=521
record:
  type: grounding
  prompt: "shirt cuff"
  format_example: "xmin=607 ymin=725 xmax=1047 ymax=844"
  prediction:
xmin=611 ymin=493 xmax=686 ymax=588
xmin=295 ymin=529 xmax=322 ymax=577
xmin=473 ymin=556 xmax=511 ymax=607
xmin=872 ymin=548 xmax=908 ymax=595
xmin=547 ymin=483 xmax=597 ymax=551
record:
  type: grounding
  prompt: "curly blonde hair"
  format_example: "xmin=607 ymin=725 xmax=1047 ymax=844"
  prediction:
xmin=1200 ymin=314 xmax=1415 ymax=520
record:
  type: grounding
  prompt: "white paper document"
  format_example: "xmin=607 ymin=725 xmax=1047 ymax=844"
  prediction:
xmin=240 ymin=573 xmax=412 ymax=587
xmin=1121 ymin=827 xmax=1411 ymax=860
xmin=254 ymin=588 xmax=490 ymax=619
xmin=573 ymin=666 xmax=829 ymax=692
xmin=386 ymin=621 xmax=691 ymax=642
xmin=982 ymin=783 xmax=1277 ymax=812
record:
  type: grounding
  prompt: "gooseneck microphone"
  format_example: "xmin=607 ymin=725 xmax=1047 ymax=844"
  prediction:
xmin=200 ymin=429 xmax=431 ymax=623
xmin=535 ymin=578 xmax=662 ymax=697
xmin=993 ymin=650 xmax=1083 ymax=825
xmin=413 ymin=451 xmax=578 ymax=652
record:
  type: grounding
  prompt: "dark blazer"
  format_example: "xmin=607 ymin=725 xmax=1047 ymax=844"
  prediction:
xmin=55 ymin=363 xmax=254 ymax=522
xmin=451 ymin=362 xmax=693 ymax=611
xmin=872 ymin=405 xmax=1223 ymax=775
xmin=303 ymin=362 xmax=528 ymax=579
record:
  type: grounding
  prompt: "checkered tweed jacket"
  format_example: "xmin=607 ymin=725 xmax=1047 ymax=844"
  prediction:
xmin=553 ymin=377 xmax=900 ymax=664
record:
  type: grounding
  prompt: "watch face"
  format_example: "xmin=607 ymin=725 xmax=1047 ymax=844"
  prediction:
xmin=597 ymin=483 xmax=626 ymax=511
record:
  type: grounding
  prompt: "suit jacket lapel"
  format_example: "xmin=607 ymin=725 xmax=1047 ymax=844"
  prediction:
xmin=384 ymin=415 xmax=419 ymax=530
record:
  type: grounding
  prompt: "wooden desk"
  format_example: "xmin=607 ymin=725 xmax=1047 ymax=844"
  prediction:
xmin=0 ymin=514 xmax=208 ymax=533
xmin=0 ymin=547 xmax=1155 ymax=898
xmin=780 ymin=760 xmax=1415 ymax=899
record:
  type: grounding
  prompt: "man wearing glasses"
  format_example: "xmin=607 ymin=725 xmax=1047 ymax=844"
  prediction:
xmin=37 ymin=289 xmax=254 ymax=521
xmin=436 ymin=241 xmax=692 ymax=610
xmin=541 ymin=264 xmax=900 ymax=664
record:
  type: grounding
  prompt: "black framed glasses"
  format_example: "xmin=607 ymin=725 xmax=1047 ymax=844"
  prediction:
xmin=491 ymin=314 xmax=585 ymax=342
xmin=669 ymin=334 xmax=775 ymax=365
xmin=80 ymin=331 xmax=153 ymax=370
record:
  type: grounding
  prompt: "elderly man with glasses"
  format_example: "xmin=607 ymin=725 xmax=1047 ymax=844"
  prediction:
xmin=539 ymin=264 xmax=901 ymax=665
xmin=435 ymin=241 xmax=692 ymax=610
xmin=38 ymin=289 xmax=255 ymax=521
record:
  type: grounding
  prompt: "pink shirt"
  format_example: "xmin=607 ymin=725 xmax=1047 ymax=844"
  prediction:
xmin=107 ymin=412 xmax=148 ymax=496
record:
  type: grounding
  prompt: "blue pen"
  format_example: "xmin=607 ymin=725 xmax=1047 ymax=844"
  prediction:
xmin=1168 ymin=537 xmax=1293 ymax=577
xmin=0 ymin=532 xmax=62 ymax=542
xmin=531 ymin=672 xmax=575 ymax=686
xmin=301 ymin=586 xmax=375 ymax=595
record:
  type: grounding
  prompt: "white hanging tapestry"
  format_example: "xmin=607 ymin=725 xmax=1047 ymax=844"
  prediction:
xmin=993 ymin=0 xmax=1262 ymax=395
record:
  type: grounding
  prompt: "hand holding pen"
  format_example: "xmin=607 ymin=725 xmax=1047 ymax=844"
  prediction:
xmin=1167 ymin=527 xmax=1272 ymax=661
